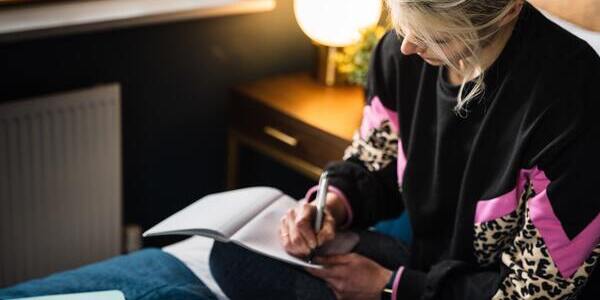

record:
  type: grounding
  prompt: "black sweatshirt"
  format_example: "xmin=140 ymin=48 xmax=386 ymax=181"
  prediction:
xmin=321 ymin=3 xmax=600 ymax=299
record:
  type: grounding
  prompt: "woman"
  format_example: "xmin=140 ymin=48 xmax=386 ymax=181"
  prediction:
xmin=210 ymin=0 xmax=600 ymax=299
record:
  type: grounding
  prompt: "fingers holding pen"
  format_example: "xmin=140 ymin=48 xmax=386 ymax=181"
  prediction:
xmin=287 ymin=209 xmax=308 ymax=252
xmin=279 ymin=193 xmax=339 ymax=258
xmin=296 ymin=203 xmax=318 ymax=249
xmin=280 ymin=208 xmax=313 ymax=257
xmin=279 ymin=215 xmax=291 ymax=246
xmin=316 ymin=209 xmax=336 ymax=247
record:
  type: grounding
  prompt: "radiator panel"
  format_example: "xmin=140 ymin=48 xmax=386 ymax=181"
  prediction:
xmin=0 ymin=84 xmax=122 ymax=287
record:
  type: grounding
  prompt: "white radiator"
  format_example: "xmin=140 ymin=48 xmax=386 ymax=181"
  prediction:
xmin=0 ymin=84 xmax=122 ymax=288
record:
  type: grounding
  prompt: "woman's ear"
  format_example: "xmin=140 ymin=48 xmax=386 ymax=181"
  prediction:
xmin=499 ymin=1 xmax=524 ymax=27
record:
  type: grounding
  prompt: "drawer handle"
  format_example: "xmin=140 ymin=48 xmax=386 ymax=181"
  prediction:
xmin=263 ymin=126 xmax=298 ymax=147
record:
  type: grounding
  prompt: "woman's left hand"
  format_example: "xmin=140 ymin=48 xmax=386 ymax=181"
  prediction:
xmin=305 ymin=253 xmax=393 ymax=300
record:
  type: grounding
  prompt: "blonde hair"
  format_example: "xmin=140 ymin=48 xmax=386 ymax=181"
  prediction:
xmin=385 ymin=0 xmax=518 ymax=117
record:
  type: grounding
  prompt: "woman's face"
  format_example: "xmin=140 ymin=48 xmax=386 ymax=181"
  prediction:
xmin=399 ymin=30 xmax=468 ymax=66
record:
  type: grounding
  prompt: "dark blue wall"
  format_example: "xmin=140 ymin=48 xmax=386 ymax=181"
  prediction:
xmin=0 ymin=0 xmax=315 ymax=243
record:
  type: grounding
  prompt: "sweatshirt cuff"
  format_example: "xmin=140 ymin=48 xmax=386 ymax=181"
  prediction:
xmin=304 ymin=185 xmax=353 ymax=229
xmin=391 ymin=266 xmax=404 ymax=300
xmin=393 ymin=267 xmax=426 ymax=300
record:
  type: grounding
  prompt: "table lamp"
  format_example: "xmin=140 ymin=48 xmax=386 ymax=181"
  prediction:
xmin=294 ymin=0 xmax=382 ymax=86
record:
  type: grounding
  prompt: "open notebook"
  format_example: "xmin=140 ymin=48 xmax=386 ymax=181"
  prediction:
xmin=144 ymin=187 xmax=324 ymax=269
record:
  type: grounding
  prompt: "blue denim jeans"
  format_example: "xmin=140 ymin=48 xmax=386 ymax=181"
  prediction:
xmin=209 ymin=230 xmax=410 ymax=300
xmin=0 ymin=249 xmax=216 ymax=300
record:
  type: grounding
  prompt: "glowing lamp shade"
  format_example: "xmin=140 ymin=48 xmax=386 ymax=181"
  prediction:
xmin=294 ymin=0 xmax=383 ymax=47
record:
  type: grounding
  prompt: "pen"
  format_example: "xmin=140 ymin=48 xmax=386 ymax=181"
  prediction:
xmin=307 ymin=171 xmax=329 ymax=263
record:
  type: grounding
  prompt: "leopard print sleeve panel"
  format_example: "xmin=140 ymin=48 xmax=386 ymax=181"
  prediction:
xmin=343 ymin=96 xmax=407 ymax=187
xmin=475 ymin=167 xmax=600 ymax=299
xmin=473 ymin=169 xmax=537 ymax=266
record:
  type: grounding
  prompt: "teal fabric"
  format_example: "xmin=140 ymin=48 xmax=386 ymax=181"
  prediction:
xmin=0 ymin=249 xmax=215 ymax=300
xmin=373 ymin=211 xmax=412 ymax=245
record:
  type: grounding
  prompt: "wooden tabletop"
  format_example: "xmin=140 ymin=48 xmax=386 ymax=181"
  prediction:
xmin=234 ymin=73 xmax=365 ymax=142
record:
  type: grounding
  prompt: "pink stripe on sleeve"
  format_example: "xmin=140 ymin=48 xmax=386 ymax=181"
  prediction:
xmin=529 ymin=190 xmax=600 ymax=278
xmin=397 ymin=138 xmax=407 ymax=185
xmin=474 ymin=167 xmax=552 ymax=224
xmin=304 ymin=185 xmax=353 ymax=228
xmin=474 ymin=187 xmax=519 ymax=224
xmin=360 ymin=96 xmax=399 ymax=139
xmin=303 ymin=185 xmax=318 ymax=202
xmin=391 ymin=266 xmax=405 ymax=300
xmin=524 ymin=166 xmax=550 ymax=193
xmin=360 ymin=96 xmax=407 ymax=185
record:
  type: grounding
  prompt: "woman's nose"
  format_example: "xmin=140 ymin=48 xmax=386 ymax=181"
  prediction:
xmin=400 ymin=35 xmax=424 ymax=55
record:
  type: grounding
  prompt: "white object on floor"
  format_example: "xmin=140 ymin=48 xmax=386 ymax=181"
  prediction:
xmin=163 ymin=236 xmax=228 ymax=300
xmin=12 ymin=290 xmax=125 ymax=300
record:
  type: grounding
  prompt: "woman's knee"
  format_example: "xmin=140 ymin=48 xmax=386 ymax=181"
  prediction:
xmin=209 ymin=241 xmax=282 ymax=299
xmin=209 ymin=241 xmax=333 ymax=299
xmin=208 ymin=242 xmax=244 ymax=286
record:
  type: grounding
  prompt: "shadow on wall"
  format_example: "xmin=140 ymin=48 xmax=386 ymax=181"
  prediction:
xmin=0 ymin=0 xmax=316 ymax=245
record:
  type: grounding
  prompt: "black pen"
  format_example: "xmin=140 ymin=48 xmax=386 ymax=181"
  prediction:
xmin=307 ymin=171 xmax=329 ymax=264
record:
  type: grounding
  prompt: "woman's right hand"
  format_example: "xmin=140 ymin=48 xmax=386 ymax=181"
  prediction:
xmin=279 ymin=196 xmax=338 ymax=258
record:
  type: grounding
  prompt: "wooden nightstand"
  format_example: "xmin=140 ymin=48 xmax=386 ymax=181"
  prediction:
xmin=227 ymin=73 xmax=364 ymax=188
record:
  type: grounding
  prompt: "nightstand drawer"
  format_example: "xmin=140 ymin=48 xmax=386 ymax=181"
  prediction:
xmin=226 ymin=73 xmax=363 ymax=187
xmin=230 ymin=94 xmax=349 ymax=168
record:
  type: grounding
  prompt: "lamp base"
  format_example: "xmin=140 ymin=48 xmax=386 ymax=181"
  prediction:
xmin=314 ymin=44 xmax=339 ymax=86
